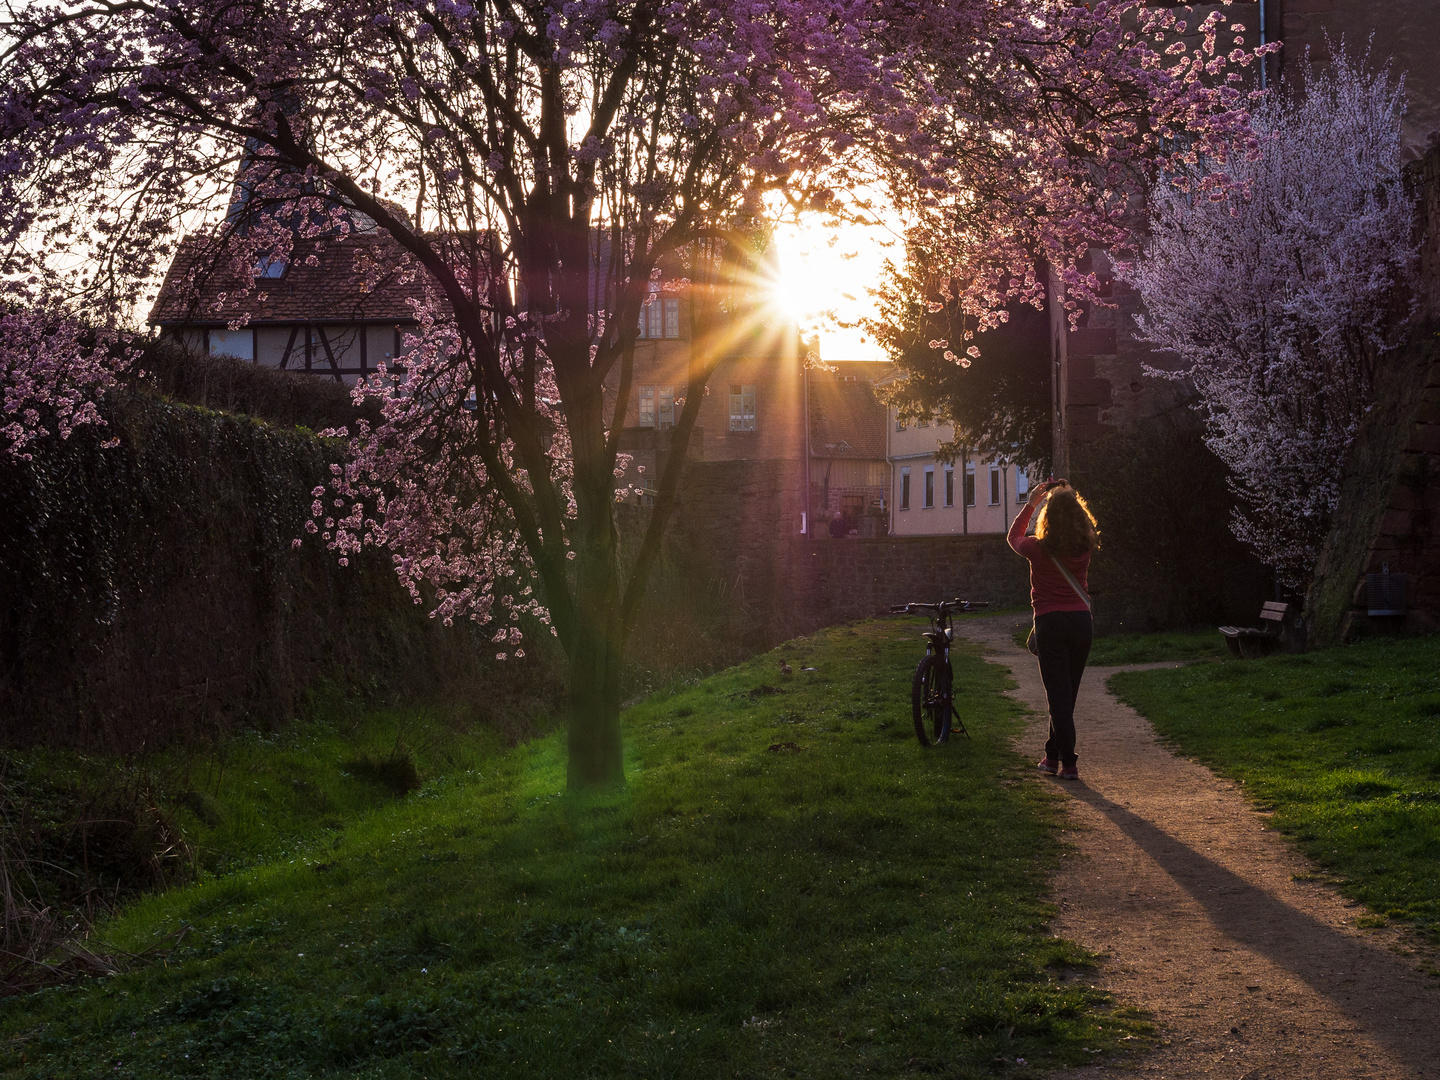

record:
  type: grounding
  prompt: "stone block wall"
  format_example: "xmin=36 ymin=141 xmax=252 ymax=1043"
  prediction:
xmin=1307 ymin=147 xmax=1440 ymax=640
xmin=1323 ymin=348 xmax=1440 ymax=638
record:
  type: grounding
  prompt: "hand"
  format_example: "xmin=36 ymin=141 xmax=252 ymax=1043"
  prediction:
xmin=1027 ymin=478 xmax=1067 ymax=507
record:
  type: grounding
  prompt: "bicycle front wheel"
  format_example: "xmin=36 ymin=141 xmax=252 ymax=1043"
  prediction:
xmin=912 ymin=654 xmax=952 ymax=747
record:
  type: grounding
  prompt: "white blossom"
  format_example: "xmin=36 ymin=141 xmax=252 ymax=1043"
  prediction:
xmin=1122 ymin=51 xmax=1418 ymax=589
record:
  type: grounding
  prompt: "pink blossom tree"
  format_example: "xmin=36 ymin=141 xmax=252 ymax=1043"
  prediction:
xmin=0 ymin=304 xmax=129 ymax=459
xmin=1121 ymin=52 xmax=1418 ymax=590
xmin=3 ymin=0 xmax=1255 ymax=787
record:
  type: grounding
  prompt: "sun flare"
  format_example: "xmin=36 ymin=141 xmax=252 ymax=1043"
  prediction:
xmin=767 ymin=210 xmax=900 ymax=363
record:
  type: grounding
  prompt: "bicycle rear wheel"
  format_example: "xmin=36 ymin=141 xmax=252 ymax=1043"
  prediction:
xmin=912 ymin=654 xmax=952 ymax=747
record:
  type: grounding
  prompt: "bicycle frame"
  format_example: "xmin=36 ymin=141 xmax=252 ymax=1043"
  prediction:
xmin=890 ymin=599 xmax=987 ymax=746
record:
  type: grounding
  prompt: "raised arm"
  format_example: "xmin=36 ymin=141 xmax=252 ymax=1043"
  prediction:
xmin=1008 ymin=502 xmax=1037 ymax=554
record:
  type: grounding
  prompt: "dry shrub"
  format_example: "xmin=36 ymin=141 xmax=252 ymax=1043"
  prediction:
xmin=0 ymin=755 xmax=192 ymax=996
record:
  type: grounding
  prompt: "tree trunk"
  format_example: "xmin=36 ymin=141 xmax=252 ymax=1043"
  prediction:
xmin=565 ymin=604 xmax=625 ymax=789
xmin=564 ymin=473 xmax=627 ymax=790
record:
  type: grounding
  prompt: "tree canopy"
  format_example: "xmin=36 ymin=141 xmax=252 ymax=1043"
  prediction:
xmin=1 ymin=0 xmax=1259 ymax=786
xmin=871 ymin=260 xmax=1052 ymax=473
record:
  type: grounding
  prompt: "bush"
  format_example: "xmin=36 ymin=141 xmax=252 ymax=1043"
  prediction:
xmin=132 ymin=336 xmax=381 ymax=432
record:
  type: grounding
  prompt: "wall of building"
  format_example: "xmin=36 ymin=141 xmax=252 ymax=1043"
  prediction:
xmin=1277 ymin=0 xmax=1440 ymax=157
xmin=611 ymin=318 xmax=804 ymax=469
xmin=176 ymin=323 xmax=407 ymax=385
xmin=888 ymin=413 xmax=1033 ymax=536
xmin=810 ymin=457 xmax=887 ymax=535
xmin=890 ymin=456 xmax=1030 ymax=537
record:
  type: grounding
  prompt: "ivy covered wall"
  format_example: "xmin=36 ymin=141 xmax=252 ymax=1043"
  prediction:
xmin=0 ymin=390 xmax=513 ymax=751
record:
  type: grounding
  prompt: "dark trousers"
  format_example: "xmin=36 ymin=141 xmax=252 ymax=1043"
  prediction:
xmin=1035 ymin=610 xmax=1093 ymax=767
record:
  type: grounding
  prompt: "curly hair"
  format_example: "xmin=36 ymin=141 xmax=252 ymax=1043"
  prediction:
xmin=1036 ymin=489 xmax=1100 ymax=560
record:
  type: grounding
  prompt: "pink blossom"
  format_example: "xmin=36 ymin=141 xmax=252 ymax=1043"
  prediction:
xmin=0 ymin=0 xmax=1273 ymax=783
xmin=0 ymin=303 xmax=131 ymax=459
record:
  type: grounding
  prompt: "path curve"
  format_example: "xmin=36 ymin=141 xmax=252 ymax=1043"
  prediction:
xmin=956 ymin=613 xmax=1440 ymax=1079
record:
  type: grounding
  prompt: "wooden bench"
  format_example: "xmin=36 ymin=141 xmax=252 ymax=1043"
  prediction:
xmin=1219 ymin=602 xmax=1295 ymax=659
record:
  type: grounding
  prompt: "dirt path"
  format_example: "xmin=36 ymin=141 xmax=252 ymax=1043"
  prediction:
xmin=956 ymin=613 xmax=1440 ymax=1079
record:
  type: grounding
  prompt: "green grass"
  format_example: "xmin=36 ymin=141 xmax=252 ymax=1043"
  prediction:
xmin=0 ymin=703 xmax=518 ymax=917
xmin=0 ymin=621 xmax=1149 ymax=1078
xmin=1007 ymin=625 xmax=1225 ymax=666
xmin=1086 ymin=628 xmax=1227 ymax=666
xmin=1109 ymin=635 xmax=1440 ymax=942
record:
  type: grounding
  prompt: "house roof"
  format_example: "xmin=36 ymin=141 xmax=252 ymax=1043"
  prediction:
xmin=808 ymin=367 xmax=889 ymax=460
xmin=148 ymin=231 xmax=440 ymax=327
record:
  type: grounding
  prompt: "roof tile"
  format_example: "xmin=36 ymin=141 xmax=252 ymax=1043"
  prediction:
xmin=149 ymin=231 xmax=439 ymax=326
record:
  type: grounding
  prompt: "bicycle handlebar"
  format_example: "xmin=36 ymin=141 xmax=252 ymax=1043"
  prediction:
xmin=888 ymin=599 xmax=990 ymax=614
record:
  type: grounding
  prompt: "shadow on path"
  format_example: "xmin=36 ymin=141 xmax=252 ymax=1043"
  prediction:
xmin=954 ymin=612 xmax=1440 ymax=1079
xmin=1066 ymin=781 xmax=1437 ymax=1073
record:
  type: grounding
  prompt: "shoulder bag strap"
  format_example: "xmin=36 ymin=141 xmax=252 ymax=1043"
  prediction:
xmin=1047 ymin=551 xmax=1092 ymax=611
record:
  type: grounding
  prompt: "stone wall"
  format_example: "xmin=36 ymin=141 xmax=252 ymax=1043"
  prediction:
xmin=1276 ymin=0 xmax=1440 ymax=159
xmin=787 ymin=534 xmax=1029 ymax=631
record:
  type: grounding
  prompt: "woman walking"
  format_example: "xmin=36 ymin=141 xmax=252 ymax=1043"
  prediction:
xmin=1007 ymin=478 xmax=1099 ymax=781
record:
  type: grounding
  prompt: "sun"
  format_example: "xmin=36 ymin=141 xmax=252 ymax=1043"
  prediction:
xmin=767 ymin=231 xmax=835 ymax=324
xmin=766 ymin=211 xmax=899 ymax=363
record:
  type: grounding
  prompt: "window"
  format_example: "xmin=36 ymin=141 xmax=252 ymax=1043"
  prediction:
xmin=658 ymin=386 xmax=675 ymax=430
xmin=729 ymin=383 xmax=756 ymax=432
xmin=638 ymin=296 xmax=682 ymax=339
xmin=254 ymin=256 xmax=286 ymax=279
xmin=917 ymin=417 xmax=930 ymax=429
xmin=1015 ymin=468 xmax=1029 ymax=497
xmin=923 ymin=467 xmax=935 ymax=508
xmin=900 ymin=467 xmax=911 ymax=511
xmin=895 ymin=418 xmax=906 ymax=432
xmin=964 ymin=462 xmax=976 ymax=507
xmin=989 ymin=467 xmax=1001 ymax=506
xmin=209 ymin=328 xmax=253 ymax=361
xmin=638 ymin=385 xmax=655 ymax=427
xmin=944 ymin=467 xmax=954 ymax=507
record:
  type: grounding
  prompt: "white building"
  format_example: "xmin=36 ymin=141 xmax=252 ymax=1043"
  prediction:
xmin=885 ymin=404 xmax=1030 ymax=536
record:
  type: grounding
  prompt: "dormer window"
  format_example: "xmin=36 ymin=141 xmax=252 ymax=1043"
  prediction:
xmin=255 ymin=256 xmax=287 ymax=279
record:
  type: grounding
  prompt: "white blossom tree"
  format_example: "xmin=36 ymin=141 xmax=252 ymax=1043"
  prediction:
xmin=1122 ymin=51 xmax=1420 ymax=590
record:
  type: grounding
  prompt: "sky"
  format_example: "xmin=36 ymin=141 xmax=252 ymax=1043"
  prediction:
xmin=768 ymin=213 xmax=901 ymax=365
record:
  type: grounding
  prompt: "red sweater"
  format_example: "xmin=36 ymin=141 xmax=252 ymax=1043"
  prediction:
xmin=1007 ymin=503 xmax=1092 ymax=616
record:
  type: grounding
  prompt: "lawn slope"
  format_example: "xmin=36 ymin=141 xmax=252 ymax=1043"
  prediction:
xmin=2 ymin=621 xmax=1144 ymax=1078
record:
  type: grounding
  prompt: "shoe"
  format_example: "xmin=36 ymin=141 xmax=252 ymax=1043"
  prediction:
xmin=1058 ymin=764 xmax=1079 ymax=781
xmin=1036 ymin=757 xmax=1058 ymax=775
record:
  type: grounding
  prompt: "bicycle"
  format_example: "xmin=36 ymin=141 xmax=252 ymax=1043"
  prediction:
xmin=888 ymin=599 xmax=988 ymax=747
